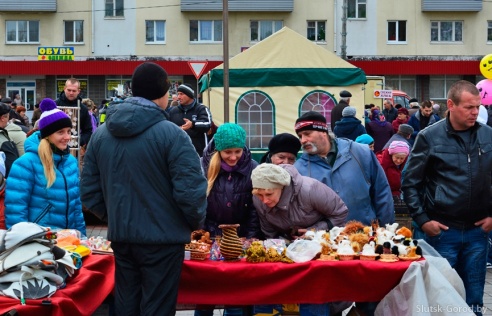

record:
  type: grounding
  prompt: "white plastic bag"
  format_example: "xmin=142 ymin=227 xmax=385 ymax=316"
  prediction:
xmin=285 ymin=239 xmax=321 ymax=263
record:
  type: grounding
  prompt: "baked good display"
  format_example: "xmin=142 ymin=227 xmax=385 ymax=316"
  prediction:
xmin=189 ymin=222 xmax=423 ymax=264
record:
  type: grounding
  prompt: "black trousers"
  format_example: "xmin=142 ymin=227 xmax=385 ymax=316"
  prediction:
xmin=112 ymin=242 xmax=184 ymax=316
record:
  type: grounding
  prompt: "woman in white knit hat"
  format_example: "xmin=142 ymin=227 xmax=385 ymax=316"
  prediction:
xmin=251 ymin=163 xmax=348 ymax=239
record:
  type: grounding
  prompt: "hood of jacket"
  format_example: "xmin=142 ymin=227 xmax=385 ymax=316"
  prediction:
xmin=57 ymin=91 xmax=83 ymax=106
xmin=105 ymin=97 xmax=168 ymax=138
xmin=335 ymin=116 xmax=363 ymax=133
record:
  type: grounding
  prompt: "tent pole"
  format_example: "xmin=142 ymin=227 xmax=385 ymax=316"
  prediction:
xmin=223 ymin=0 xmax=230 ymax=123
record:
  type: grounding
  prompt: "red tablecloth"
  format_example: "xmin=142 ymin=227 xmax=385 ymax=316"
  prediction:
xmin=178 ymin=258 xmax=415 ymax=305
xmin=0 ymin=254 xmax=115 ymax=316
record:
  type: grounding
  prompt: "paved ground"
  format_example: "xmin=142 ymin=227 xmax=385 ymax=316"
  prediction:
xmin=86 ymin=224 xmax=492 ymax=315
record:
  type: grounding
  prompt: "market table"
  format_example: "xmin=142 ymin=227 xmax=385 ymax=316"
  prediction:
xmin=0 ymin=254 xmax=115 ymax=316
xmin=177 ymin=258 xmax=416 ymax=305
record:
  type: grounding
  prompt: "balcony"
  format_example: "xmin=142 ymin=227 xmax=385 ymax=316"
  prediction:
xmin=0 ymin=0 xmax=56 ymax=12
xmin=422 ymin=0 xmax=482 ymax=12
xmin=181 ymin=0 xmax=293 ymax=12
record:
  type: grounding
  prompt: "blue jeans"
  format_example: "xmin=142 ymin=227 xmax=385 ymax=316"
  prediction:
xmin=488 ymin=232 xmax=492 ymax=264
xmin=423 ymin=226 xmax=488 ymax=316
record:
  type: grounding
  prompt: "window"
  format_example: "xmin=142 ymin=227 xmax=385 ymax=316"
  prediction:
xmin=106 ymin=78 xmax=132 ymax=98
xmin=429 ymin=75 xmax=460 ymax=100
xmin=347 ymin=0 xmax=366 ymax=19
xmin=307 ymin=21 xmax=326 ymax=42
xmin=6 ymin=20 xmax=39 ymax=43
xmin=190 ymin=20 xmax=222 ymax=42
xmin=105 ymin=0 xmax=124 ymax=17
xmin=488 ymin=21 xmax=492 ymax=42
xmin=385 ymin=76 xmax=416 ymax=99
xmin=299 ymin=90 xmax=337 ymax=132
xmin=250 ymin=20 xmax=283 ymax=42
xmin=236 ymin=91 xmax=274 ymax=149
xmin=387 ymin=21 xmax=406 ymax=43
xmin=146 ymin=21 xmax=165 ymax=43
xmin=64 ymin=21 xmax=83 ymax=43
xmin=431 ymin=21 xmax=462 ymax=42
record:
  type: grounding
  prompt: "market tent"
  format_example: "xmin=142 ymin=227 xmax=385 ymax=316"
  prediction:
xmin=199 ymin=27 xmax=366 ymax=155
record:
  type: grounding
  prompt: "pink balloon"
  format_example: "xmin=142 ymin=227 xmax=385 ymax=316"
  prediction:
xmin=476 ymin=79 xmax=492 ymax=106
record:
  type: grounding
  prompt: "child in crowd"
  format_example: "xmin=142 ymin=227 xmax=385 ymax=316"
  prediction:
xmin=377 ymin=140 xmax=410 ymax=200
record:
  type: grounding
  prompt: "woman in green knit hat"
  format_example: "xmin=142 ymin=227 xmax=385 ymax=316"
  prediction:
xmin=197 ymin=123 xmax=260 ymax=316
xmin=200 ymin=123 xmax=261 ymax=239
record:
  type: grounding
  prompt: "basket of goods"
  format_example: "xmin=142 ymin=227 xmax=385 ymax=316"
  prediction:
xmin=186 ymin=230 xmax=212 ymax=260
xmin=359 ymin=242 xmax=378 ymax=261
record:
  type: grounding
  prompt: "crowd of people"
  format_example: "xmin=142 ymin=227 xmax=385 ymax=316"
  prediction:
xmin=0 ymin=62 xmax=491 ymax=316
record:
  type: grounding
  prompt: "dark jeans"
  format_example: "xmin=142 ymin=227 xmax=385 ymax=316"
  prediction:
xmin=112 ymin=242 xmax=184 ymax=316
xmin=416 ymin=226 xmax=488 ymax=316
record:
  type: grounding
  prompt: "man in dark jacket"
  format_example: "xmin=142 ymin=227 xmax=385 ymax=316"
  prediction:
xmin=168 ymin=83 xmax=212 ymax=156
xmin=382 ymin=99 xmax=398 ymax=123
xmin=407 ymin=100 xmax=439 ymax=145
xmin=55 ymin=78 xmax=93 ymax=147
xmin=330 ymin=90 xmax=351 ymax=132
xmin=402 ymin=80 xmax=492 ymax=315
xmin=81 ymin=62 xmax=207 ymax=315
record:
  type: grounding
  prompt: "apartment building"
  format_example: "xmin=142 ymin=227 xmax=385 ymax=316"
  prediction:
xmin=0 ymin=0 xmax=489 ymax=111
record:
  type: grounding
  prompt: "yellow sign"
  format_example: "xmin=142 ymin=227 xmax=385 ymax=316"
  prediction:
xmin=38 ymin=46 xmax=74 ymax=61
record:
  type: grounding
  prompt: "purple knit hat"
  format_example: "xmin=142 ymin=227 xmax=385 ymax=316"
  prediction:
xmin=38 ymin=98 xmax=72 ymax=138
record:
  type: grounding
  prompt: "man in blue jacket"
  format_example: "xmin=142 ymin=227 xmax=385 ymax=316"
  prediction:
xmin=81 ymin=62 xmax=207 ymax=316
xmin=294 ymin=111 xmax=394 ymax=227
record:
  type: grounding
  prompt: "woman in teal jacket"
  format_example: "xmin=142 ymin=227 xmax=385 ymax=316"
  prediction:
xmin=5 ymin=98 xmax=86 ymax=235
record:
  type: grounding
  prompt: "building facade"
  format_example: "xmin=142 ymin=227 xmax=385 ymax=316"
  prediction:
xmin=0 ymin=0 xmax=489 ymax=112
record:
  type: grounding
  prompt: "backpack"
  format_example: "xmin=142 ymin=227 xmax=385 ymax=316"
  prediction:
xmin=0 ymin=130 xmax=19 ymax=177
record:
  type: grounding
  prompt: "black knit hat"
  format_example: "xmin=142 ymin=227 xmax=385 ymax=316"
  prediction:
xmin=132 ymin=62 xmax=170 ymax=100
xmin=177 ymin=84 xmax=195 ymax=99
xmin=268 ymin=133 xmax=302 ymax=156
xmin=295 ymin=111 xmax=328 ymax=133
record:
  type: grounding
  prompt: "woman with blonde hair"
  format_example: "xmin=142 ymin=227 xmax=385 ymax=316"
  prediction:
xmin=201 ymin=123 xmax=260 ymax=239
xmin=5 ymin=98 xmax=86 ymax=235
xmin=197 ymin=123 xmax=260 ymax=316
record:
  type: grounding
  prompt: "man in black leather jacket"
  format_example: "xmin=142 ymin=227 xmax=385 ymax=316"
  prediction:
xmin=402 ymin=80 xmax=492 ymax=315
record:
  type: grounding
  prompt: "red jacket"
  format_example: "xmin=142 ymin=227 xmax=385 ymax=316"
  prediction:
xmin=392 ymin=117 xmax=409 ymax=133
xmin=377 ymin=149 xmax=407 ymax=196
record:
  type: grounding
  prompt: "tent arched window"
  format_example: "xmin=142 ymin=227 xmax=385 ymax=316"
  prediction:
xmin=299 ymin=90 xmax=337 ymax=132
xmin=236 ymin=90 xmax=274 ymax=149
